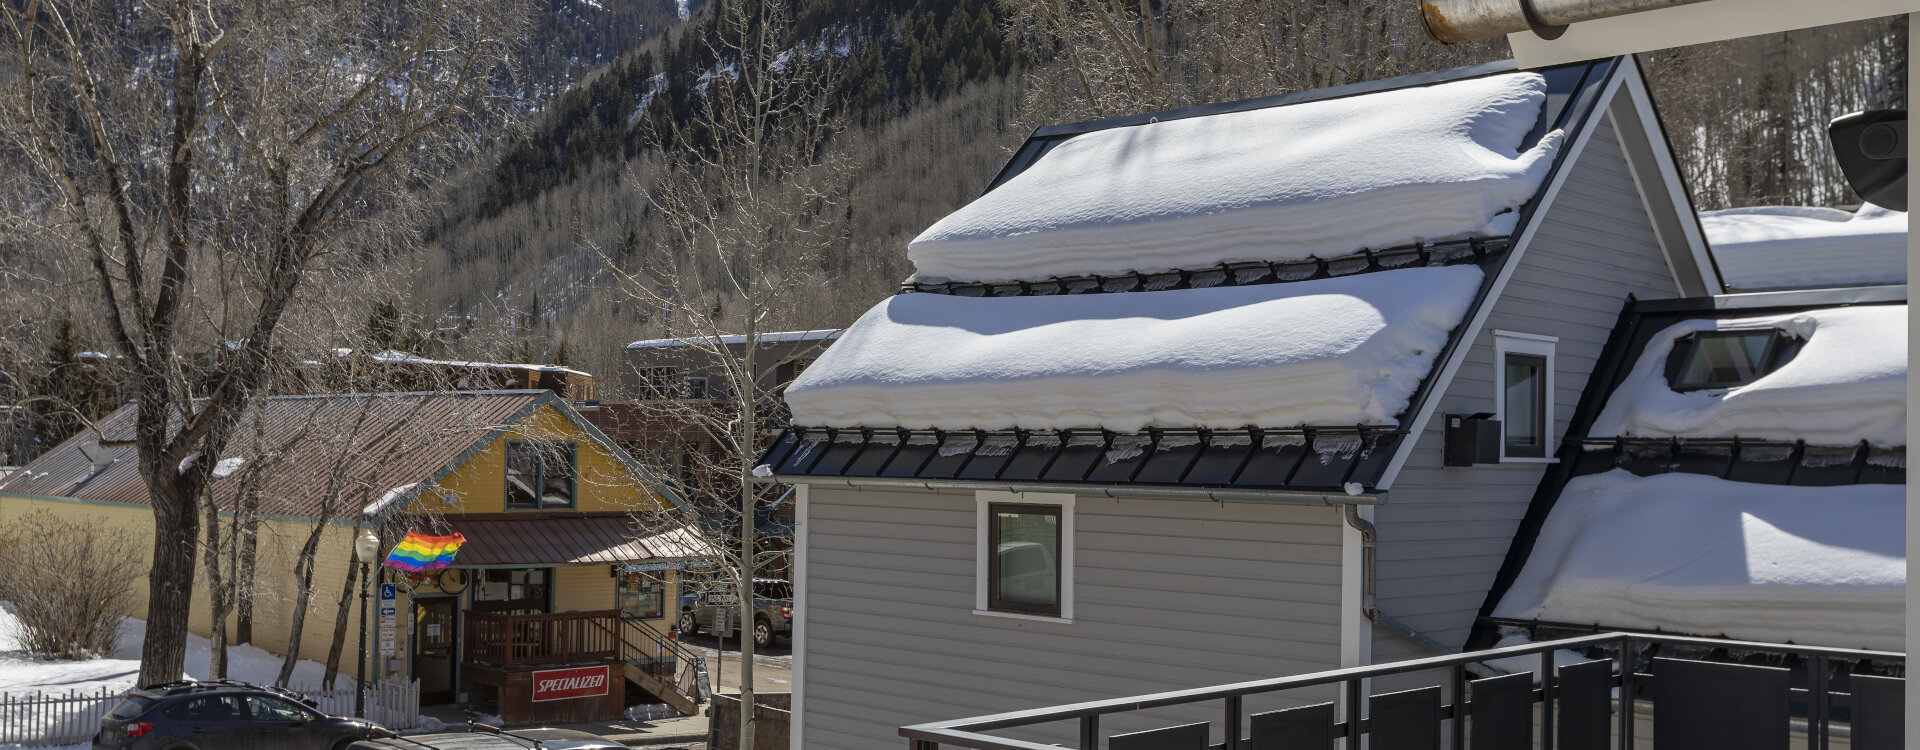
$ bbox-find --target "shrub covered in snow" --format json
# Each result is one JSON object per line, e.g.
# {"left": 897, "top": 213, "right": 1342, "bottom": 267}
{"left": 0, "top": 512, "right": 144, "bottom": 660}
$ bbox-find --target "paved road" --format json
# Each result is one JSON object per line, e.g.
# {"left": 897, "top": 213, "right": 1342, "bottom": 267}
{"left": 676, "top": 631, "right": 792, "bottom": 694}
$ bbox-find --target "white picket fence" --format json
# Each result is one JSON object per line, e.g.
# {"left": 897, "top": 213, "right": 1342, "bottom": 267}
{"left": 0, "top": 679, "right": 421, "bottom": 747}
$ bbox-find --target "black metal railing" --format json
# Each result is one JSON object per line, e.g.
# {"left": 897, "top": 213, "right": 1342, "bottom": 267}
{"left": 900, "top": 632, "right": 1905, "bottom": 750}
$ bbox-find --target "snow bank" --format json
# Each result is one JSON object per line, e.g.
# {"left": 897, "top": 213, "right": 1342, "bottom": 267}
{"left": 1702, "top": 204, "right": 1907, "bottom": 291}
{"left": 0, "top": 606, "right": 337, "bottom": 697}
{"left": 907, "top": 73, "right": 1561, "bottom": 283}
{"left": 1589, "top": 305, "right": 1907, "bottom": 446}
{"left": 1491, "top": 470, "right": 1905, "bottom": 651}
{"left": 785, "top": 265, "right": 1483, "bottom": 431}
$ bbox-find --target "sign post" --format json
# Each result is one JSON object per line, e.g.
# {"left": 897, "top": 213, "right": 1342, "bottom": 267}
{"left": 378, "top": 584, "right": 398, "bottom": 659}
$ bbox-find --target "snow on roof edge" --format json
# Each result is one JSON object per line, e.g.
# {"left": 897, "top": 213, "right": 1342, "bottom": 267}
{"left": 626, "top": 329, "right": 842, "bottom": 350}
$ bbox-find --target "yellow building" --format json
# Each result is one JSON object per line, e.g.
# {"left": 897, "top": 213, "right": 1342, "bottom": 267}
{"left": 0, "top": 390, "right": 705, "bottom": 723}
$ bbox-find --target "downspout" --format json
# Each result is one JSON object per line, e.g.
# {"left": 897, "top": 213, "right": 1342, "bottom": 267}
{"left": 1342, "top": 505, "right": 1503, "bottom": 676}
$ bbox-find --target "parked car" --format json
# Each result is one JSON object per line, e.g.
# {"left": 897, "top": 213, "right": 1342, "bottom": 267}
{"left": 678, "top": 578, "right": 793, "bottom": 649}
{"left": 93, "top": 680, "right": 387, "bottom": 750}
{"left": 347, "top": 726, "right": 625, "bottom": 749}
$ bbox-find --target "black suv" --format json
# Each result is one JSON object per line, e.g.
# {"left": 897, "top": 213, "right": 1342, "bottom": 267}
{"left": 93, "top": 680, "right": 388, "bottom": 750}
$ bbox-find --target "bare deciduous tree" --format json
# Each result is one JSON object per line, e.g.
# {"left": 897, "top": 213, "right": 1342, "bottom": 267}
{"left": 607, "top": 0, "right": 849, "bottom": 743}
{"left": 0, "top": 0, "right": 529, "bottom": 684}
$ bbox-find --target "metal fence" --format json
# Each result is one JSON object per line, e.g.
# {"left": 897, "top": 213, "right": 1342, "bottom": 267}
{"left": 901, "top": 632, "right": 1906, "bottom": 750}
{"left": 0, "top": 679, "right": 422, "bottom": 747}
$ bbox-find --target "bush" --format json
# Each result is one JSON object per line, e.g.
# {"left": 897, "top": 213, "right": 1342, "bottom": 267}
{"left": 0, "top": 511, "right": 145, "bottom": 660}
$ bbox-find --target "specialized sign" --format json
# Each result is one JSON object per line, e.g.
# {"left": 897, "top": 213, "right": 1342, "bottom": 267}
{"left": 530, "top": 665, "right": 611, "bottom": 702}
{"left": 378, "top": 584, "right": 398, "bottom": 656}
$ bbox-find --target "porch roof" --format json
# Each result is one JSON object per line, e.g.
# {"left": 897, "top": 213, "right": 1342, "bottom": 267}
{"left": 437, "top": 512, "right": 708, "bottom": 566}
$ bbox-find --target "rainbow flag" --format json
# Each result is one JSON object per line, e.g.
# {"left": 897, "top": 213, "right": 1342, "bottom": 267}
{"left": 383, "top": 532, "right": 467, "bottom": 573}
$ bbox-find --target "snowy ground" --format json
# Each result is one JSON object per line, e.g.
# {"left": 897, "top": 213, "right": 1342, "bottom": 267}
{"left": 0, "top": 604, "right": 350, "bottom": 749}
{"left": 0, "top": 604, "right": 338, "bottom": 698}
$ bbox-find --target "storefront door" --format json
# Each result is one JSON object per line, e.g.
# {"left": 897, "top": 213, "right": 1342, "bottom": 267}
{"left": 413, "top": 597, "right": 459, "bottom": 705}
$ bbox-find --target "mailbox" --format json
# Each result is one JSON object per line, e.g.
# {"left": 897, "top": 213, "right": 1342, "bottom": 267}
{"left": 1444, "top": 413, "right": 1501, "bottom": 467}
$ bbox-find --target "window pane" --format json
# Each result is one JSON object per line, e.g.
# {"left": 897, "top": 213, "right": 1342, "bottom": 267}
{"left": 244, "top": 696, "right": 312, "bottom": 722}
{"left": 541, "top": 444, "right": 575, "bottom": 507}
{"left": 506, "top": 442, "right": 539, "bottom": 507}
{"left": 1676, "top": 332, "right": 1773, "bottom": 388}
{"left": 1504, "top": 353, "right": 1545, "bottom": 457}
{"left": 993, "top": 507, "right": 1059, "bottom": 610}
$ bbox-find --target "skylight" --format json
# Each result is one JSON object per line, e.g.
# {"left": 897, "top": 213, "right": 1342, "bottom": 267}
{"left": 1665, "top": 330, "right": 1802, "bottom": 391}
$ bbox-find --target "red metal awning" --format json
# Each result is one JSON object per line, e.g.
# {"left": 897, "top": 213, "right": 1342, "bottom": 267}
{"left": 436, "top": 513, "right": 708, "bottom": 566}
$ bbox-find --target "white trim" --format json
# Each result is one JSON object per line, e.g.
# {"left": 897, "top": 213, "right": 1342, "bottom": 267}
{"left": 1377, "top": 64, "right": 1625, "bottom": 490}
{"left": 1491, "top": 330, "right": 1559, "bottom": 344}
{"left": 1614, "top": 65, "right": 1724, "bottom": 295}
{"left": 1493, "top": 334, "right": 1558, "bottom": 463}
{"left": 1339, "top": 506, "right": 1367, "bottom": 668}
{"left": 789, "top": 483, "right": 808, "bottom": 750}
{"left": 975, "top": 490, "right": 1075, "bottom": 622}
{"left": 971, "top": 609, "right": 1076, "bottom": 624}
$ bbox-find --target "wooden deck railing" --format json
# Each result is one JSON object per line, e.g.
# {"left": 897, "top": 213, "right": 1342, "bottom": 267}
{"left": 464, "top": 609, "right": 622, "bottom": 668}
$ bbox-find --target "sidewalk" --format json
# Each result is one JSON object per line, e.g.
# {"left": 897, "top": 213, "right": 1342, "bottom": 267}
{"left": 557, "top": 711, "right": 709, "bottom": 747}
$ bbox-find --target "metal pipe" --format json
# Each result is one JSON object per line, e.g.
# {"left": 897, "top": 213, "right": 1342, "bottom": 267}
{"left": 772, "top": 474, "right": 1383, "bottom": 506}
{"left": 1419, "top": 0, "right": 1715, "bottom": 44}
{"left": 1341, "top": 506, "right": 1501, "bottom": 676}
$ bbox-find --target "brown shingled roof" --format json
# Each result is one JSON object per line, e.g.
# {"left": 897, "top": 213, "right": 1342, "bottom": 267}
{"left": 426, "top": 513, "right": 708, "bottom": 565}
{"left": 0, "top": 391, "right": 550, "bottom": 520}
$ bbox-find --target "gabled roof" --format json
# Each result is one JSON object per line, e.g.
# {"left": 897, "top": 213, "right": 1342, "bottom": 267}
{"left": 0, "top": 390, "right": 672, "bottom": 523}
{"left": 1472, "top": 285, "right": 1908, "bottom": 649}
{"left": 766, "top": 56, "right": 1705, "bottom": 499}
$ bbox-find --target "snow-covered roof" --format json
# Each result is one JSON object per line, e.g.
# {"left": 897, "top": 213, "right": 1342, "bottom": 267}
{"left": 907, "top": 73, "right": 1562, "bottom": 283}
{"left": 625, "top": 329, "right": 841, "bottom": 350}
{"left": 1702, "top": 205, "right": 1906, "bottom": 292}
{"left": 367, "top": 350, "right": 593, "bottom": 378}
{"left": 1490, "top": 470, "right": 1903, "bottom": 651}
{"left": 784, "top": 265, "right": 1483, "bottom": 432}
{"left": 1589, "top": 305, "right": 1907, "bottom": 446}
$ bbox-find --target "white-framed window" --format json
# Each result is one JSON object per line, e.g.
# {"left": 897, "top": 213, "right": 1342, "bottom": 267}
{"left": 1493, "top": 331, "right": 1557, "bottom": 462}
{"left": 975, "top": 491, "right": 1074, "bottom": 622}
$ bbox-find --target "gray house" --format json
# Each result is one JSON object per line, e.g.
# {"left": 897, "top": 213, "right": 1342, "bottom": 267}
{"left": 760, "top": 56, "right": 1720, "bottom": 749}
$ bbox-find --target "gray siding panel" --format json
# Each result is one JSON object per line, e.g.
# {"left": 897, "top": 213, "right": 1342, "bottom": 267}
{"left": 1373, "top": 113, "right": 1684, "bottom": 657}
{"left": 802, "top": 487, "right": 1346, "bottom": 750}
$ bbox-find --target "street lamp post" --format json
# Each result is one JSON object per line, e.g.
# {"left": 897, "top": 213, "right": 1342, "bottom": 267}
{"left": 353, "top": 529, "right": 381, "bottom": 719}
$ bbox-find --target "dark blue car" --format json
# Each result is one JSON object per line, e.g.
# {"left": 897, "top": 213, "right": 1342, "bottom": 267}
{"left": 92, "top": 680, "right": 387, "bottom": 750}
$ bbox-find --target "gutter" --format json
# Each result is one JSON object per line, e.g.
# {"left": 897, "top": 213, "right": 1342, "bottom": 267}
{"left": 768, "top": 474, "right": 1383, "bottom": 506}
{"left": 1342, "top": 505, "right": 1502, "bottom": 677}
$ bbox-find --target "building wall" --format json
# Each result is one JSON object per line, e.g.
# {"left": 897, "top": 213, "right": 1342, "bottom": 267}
{"left": 432, "top": 404, "right": 665, "bottom": 515}
{"left": 0, "top": 496, "right": 376, "bottom": 683}
{"left": 800, "top": 485, "right": 1346, "bottom": 750}
{"left": 0, "top": 401, "right": 675, "bottom": 686}
{"left": 1371, "top": 112, "right": 1685, "bottom": 663}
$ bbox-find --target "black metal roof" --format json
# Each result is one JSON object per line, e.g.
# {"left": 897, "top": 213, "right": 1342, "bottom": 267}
{"left": 760, "top": 426, "right": 1402, "bottom": 495}
{"left": 1469, "top": 284, "right": 1909, "bottom": 649}
{"left": 764, "top": 57, "right": 1627, "bottom": 494}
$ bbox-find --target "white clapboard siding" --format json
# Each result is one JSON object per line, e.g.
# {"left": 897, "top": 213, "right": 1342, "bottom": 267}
{"left": 801, "top": 487, "right": 1347, "bottom": 750}
{"left": 1372, "top": 111, "right": 1687, "bottom": 668}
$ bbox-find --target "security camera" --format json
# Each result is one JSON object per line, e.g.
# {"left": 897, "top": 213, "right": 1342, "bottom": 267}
{"left": 1828, "top": 110, "right": 1907, "bottom": 211}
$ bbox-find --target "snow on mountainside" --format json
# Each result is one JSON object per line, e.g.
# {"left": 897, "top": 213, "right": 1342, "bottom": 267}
{"left": 785, "top": 265, "right": 1484, "bottom": 431}
{"left": 1701, "top": 204, "right": 1906, "bottom": 291}
{"left": 1492, "top": 470, "right": 1905, "bottom": 651}
{"left": 1589, "top": 305, "right": 1907, "bottom": 446}
{"left": 906, "top": 72, "right": 1562, "bottom": 283}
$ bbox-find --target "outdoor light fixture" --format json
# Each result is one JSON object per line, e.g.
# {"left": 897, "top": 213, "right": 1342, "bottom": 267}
{"left": 353, "top": 529, "right": 380, "bottom": 719}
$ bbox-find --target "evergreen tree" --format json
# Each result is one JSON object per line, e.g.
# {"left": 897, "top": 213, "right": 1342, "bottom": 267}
{"left": 26, "top": 316, "right": 117, "bottom": 455}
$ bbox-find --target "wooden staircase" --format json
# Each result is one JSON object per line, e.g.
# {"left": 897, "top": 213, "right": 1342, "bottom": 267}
{"left": 616, "top": 619, "right": 705, "bottom": 715}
